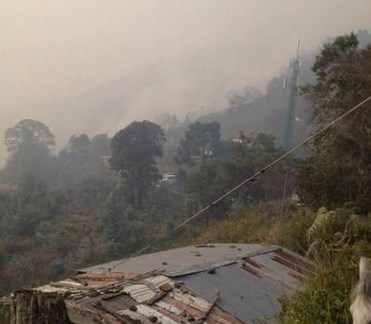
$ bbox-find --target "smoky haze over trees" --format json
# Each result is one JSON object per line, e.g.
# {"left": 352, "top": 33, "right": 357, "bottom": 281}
{"left": 0, "top": 3, "right": 371, "bottom": 321}
{"left": 0, "top": 31, "right": 370, "bottom": 295}
{"left": 1, "top": 1, "right": 371, "bottom": 162}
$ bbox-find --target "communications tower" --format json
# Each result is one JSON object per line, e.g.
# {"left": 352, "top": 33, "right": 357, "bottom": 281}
{"left": 279, "top": 41, "right": 301, "bottom": 241}
{"left": 284, "top": 40, "right": 301, "bottom": 150}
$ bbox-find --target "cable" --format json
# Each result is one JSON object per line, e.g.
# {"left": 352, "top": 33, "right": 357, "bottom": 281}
{"left": 110, "top": 96, "right": 371, "bottom": 270}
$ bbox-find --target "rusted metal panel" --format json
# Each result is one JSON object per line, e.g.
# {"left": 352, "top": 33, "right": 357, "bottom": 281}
{"left": 151, "top": 303, "right": 184, "bottom": 322}
{"left": 155, "top": 295, "right": 239, "bottom": 324}
{"left": 27, "top": 244, "right": 312, "bottom": 323}
{"left": 272, "top": 248, "right": 315, "bottom": 274}
{"left": 242, "top": 256, "right": 264, "bottom": 269}
{"left": 117, "top": 309, "right": 153, "bottom": 323}
{"left": 35, "top": 284, "right": 73, "bottom": 294}
{"left": 241, "top": 262, "right": 262, "bottom": 278}
{"left": 123, "top": 284, "right": 157, "bottom": 303}
{"left": 142, "top": 275, "right": 174, "bottom": 290}
{"left": 240, "top": 247, "right": 314, "bottom": 291}
{"left": 66, "top": 301, "right": 106, "bottom": 324}
{"left": 161, "top": 295, "right": 204, "bottom": 319}
{"left": 154, "top": 300, "right": 183, "bottom": 316}
{"left": 74, "top": 271, "right": 135, "bottom": 289}
{"left": 74, "top": 291, "right": 137, "bottom": 314}
{"left": 170, "top": 289, "right": 211, "bottom": 312}
{"left": 36, "top": 279, "right": 85, "bottom": 294}
{"left": 135, "top": 304, "right": 178, "bottom": 324}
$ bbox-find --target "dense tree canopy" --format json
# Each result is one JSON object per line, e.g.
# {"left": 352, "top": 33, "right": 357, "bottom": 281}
{"left": 1, "top": 32, "right": 370, "bottom": 317}
{"left": 2, "top": 120, "right": 56, "bottom": 183}
{"left": 110, "top": 120, "right": 165, "bottom": 208}
{"left": 298, "top": 33, "right": 371, "bottom": 212}
{"left": 4, "top": 119, "right": 55, "bottom": 153}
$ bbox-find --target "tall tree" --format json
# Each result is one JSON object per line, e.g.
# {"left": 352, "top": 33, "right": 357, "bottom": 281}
{"left": 3, "top": 119, "right": 55, "bottom": 183}
{"left": 110, "top": 121, "right": 165, "bottom": 209}
{"left": 4, "top": 119, "right": 55, "bottom": 154}
{"left": 298, "top": 33, "right": 371, "bottom": 211}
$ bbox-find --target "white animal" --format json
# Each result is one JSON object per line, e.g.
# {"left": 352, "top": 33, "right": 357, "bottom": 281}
{"left": 350, "top": 257, "right": 371, "bottom": 324}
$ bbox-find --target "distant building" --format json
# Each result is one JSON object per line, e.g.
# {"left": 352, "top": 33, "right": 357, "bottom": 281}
{"left": 161, "top": 172, "right": 176, "bottom": 184}
{"left": 0, "top": 182, "right": 16, "bottom": 196}
{"left": 0, "top": 182, "right": 16, "bottom": 192}
{"left": 98, "top": 155, "right": 112, "bottom": 169}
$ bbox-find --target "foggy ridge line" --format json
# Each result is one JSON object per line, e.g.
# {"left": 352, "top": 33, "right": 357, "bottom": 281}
{"left": 109, "top": 95, "right": 371, "bottom": 271}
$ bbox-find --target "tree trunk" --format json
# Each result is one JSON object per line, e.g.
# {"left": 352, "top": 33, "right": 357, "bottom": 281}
{"left": 10, "top": 290, "right": 72, "bottom": 324}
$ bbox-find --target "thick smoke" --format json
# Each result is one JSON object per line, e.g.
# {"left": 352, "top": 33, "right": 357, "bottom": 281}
{"left": 1, "top": 0, "right": 371, "bottom": 162}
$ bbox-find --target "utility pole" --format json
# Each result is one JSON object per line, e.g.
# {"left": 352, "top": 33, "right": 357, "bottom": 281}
{"left": 279, "top": 40, "right": 301, "bottom": 242}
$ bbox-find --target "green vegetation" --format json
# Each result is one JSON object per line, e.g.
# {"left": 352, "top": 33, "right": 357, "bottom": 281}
{"left": 0, "top": 32, "right": 370, "bottom": 324}
{"left": 278, "top": 207, "right": 371, "bottom": 324}
{"left": 277, "top": 33, "right": 371, "bottom": 323}
{"left": 187, "top": 202, "right": 313, "bottom": 254}
{"left": 110, "top": 121, "right": 165, "bottom": 209}
{"left": 183, "top": 32, "right": 371, "bottom": 323}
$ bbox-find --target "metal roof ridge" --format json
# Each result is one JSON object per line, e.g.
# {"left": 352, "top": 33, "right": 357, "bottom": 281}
{"left": 77, "top": 243, "right": 266, "bottom": 274}
{"left": 166, "top": 260, "right": 237, "bottom": 277}
{"left": 166, "top": 245, "right": 281, "bottom": 277}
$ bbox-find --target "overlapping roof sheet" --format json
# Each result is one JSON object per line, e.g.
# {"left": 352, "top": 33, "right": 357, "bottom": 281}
{"left": 32, "top": 243, "right": 313, "bottom": 323}
{"left": 35, "top": 273, "right": 243, "bottom": 323}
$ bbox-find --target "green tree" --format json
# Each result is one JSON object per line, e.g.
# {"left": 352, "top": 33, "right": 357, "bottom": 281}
{"left": 110, "top": 121, "right": 165, "bottom": 209}
{"left": 61, "top": 134, "right": 91, "bottom": 165}
{"left": 5, "top": 119, "right": 55, "bottom": 154}
{"left": 186, "top": 133, "right": 290, "bottom": 218}
{"left": 91, "top": 134, "right": 111, "bottom": 157}
{"left": 175, "top": 121, "right": 221, "bottom": 166}
{"left": 3, "top": 119, "right": 55, "bottom": 183}
{"left": 298, "top": 33, "right": 371, "bottom": 212}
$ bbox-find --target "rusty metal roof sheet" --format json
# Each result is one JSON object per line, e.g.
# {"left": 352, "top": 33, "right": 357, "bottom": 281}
{"left": 59, "top": 274, "right": 243, "bottom": 323}
{"left": 29, "top": 244, "right": 312, "bottom": 323}
{"left": 123, "top": 284, "right": 157, "bottom": 303}
{"left": 141, "top": 275, "right": 174, "bottom": 290}
{"left": 74, "top": 291, "right": 137, "bottom": 314}
{"left": 170, "top": 289, "right": 211, "bottom": 313}
{"left": 132, "top": 304, "right": 178, "bottom": 324}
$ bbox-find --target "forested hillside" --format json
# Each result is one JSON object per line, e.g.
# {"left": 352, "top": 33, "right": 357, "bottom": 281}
{"left": 1, "top": 32, "right": 371, "bottom": 324}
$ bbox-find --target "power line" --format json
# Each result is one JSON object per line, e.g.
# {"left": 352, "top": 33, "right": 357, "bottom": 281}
{"left": 110, "top": 96, "right": 371, "bottom": 270}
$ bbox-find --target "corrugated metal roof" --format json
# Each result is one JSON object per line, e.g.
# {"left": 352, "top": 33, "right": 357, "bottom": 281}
{"left": 27, "top": 244, "right": 312, "bottom": 323}
{"left": 116, "top": 309, "right": 152, "bottom": 323}
{"left": 154, "top": 300, "right": 183, "bottom": 316}
{"left": 142, "top": 275, "right": 174, "bottom": 290}
{"left": 74, "top": 291, "right": 137, "bottom": 314}
{"left": 123, "top": 284, "right": 157, "bottom": 303}
{"left": 59, "top": 277, "right": 240, "bottom": 323}
{"left": 135, "top": 304, "right": 178, "bottom": 324}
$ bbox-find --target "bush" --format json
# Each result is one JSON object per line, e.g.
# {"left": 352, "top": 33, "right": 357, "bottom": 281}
{"left": 279, "top": 207, "right": 371, "bottom": 323}
{"left": 279, "top": 252, "right": 356, "bottom": 323}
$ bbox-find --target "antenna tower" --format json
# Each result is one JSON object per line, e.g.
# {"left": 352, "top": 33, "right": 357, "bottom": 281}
{"left": 284, "top": 40, "right": 301, "bottom": 150}
{"left": 279, "top": 40, "right": 301, "bottom": 242}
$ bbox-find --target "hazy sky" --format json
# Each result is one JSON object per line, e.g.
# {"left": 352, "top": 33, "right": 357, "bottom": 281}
{"left": 1, "top": 0, "right": 371, "bottom": 159}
